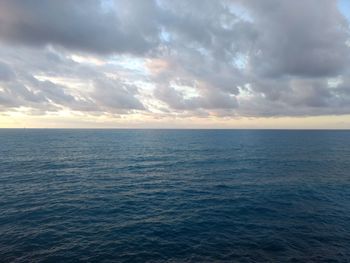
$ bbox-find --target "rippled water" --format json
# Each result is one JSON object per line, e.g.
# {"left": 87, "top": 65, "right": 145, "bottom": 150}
{"left": 1, "top": 129, "right": 350, "bottom": 262}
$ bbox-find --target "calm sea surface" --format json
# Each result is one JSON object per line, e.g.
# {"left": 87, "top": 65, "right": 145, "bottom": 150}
{"left": 1, "top": 129, "right": 350, "bottom": 262}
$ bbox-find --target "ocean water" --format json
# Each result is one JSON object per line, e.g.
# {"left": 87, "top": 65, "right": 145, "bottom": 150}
{"left": 1, "top": 129, "right": 350, "bottom": 262}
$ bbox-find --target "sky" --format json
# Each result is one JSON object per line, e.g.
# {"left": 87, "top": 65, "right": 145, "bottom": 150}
{"left": 0, "top": 0, "right": 349, "bottom": 129}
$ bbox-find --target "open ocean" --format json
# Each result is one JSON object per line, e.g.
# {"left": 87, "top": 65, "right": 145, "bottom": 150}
{"left": 1, "top": 129, "right": 350, "bottom": 262}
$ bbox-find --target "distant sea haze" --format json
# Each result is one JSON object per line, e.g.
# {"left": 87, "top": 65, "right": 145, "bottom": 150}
{"left": 1, "top": 129, "right": 350, "bottom": 262}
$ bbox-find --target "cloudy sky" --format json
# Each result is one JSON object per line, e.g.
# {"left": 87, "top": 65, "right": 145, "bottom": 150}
{"left": 0, "top": 0, "right": 349, "bottom": 128}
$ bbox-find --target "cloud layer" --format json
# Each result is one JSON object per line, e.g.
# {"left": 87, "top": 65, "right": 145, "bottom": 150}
{"left": 0, "top": 0, "right": 349, "bottom": 119}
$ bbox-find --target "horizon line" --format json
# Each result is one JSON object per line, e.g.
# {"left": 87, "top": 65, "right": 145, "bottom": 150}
{"left": 1, "top": 128, "right": 350, "bottom": 131}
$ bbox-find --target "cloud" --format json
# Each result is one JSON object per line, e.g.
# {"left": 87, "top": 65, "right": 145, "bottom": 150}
{"left": 0, "top": 0, "right": 349, "bottom": 119}
{"left": 242, "top": 0, "right": 350, "bottom": 78}
{"left": 0, "top": 72, "right": 87, "bottom": 112}
{"left": 0, "top": 61, "right": 15, "bottom": 82}
{"left": 91, "top": 78, "right": 145, "bottom": 111}
{"left": 0, "top": 54, "right": 145, "bottom": 113}
{"left": 0, "top": 0, "right": 160, "bottom": 55}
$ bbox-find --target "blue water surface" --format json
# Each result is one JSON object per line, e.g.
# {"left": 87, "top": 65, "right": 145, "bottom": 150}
{"left": 1, "top": 129, "right": 350, "bottom": 262}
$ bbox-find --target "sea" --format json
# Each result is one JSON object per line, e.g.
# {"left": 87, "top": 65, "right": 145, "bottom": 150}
{"left": 1, "top": 129, "right": 350, "bottom": 262}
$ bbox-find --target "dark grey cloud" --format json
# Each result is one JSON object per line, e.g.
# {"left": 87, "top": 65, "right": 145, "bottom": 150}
{"left": 0, "top": 0, "right": 349, "bottom": 118}
{"left": 92, "top": 78, "right": 145, "bottom": 111}
{"left": 242, "top": 0, "right": 350, "bottom": 78}
{"left": 0, "top": 0, "right": 160, "bottom": 54}
{"left": 0, "top": 61, "right": 15, "bottom": 82}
